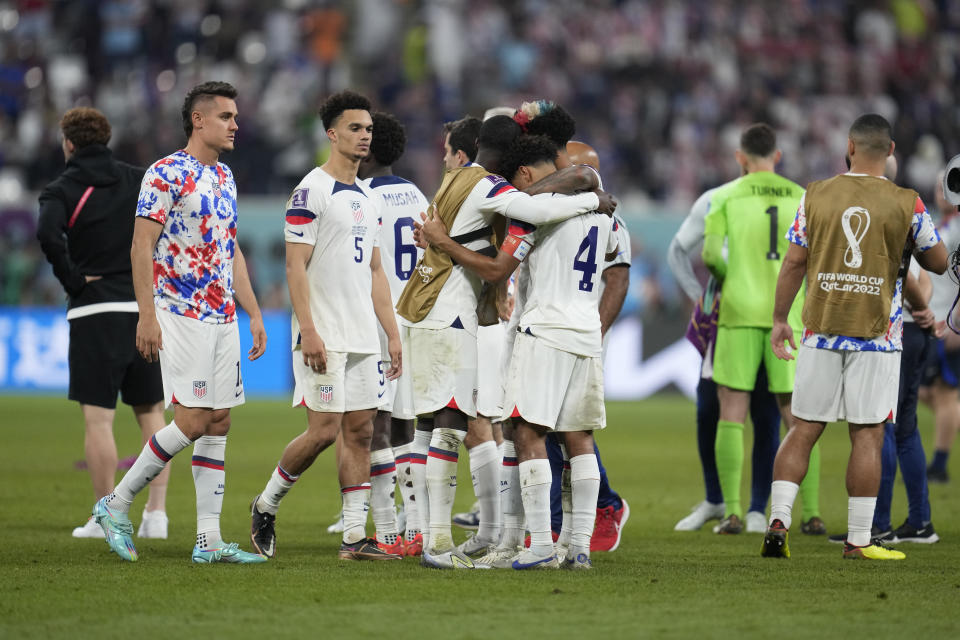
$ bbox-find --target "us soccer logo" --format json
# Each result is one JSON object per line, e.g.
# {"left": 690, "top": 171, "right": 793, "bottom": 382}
{"left": 319, "top": 385, "right": 334, "bottom": 403}
{"left": 193, "top": 380, "right": 207, "bottom": 399}
{"left": 351, "top": 200, "right": 364, "bottom": 223}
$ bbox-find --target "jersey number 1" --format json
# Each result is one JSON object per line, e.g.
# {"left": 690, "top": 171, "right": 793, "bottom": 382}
{"left": 765, "top": 206, "right": 780, "bottom": 260}
{"left": 573, "top": 226, "right": 599, "bottom": 292}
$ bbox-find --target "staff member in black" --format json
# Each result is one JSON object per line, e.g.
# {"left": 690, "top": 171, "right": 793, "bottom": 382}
{"left": 37, "top": 107, "right": 171, "bottom": 539}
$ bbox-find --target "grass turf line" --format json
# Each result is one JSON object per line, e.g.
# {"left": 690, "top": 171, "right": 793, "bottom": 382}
{"left": 0, "top": 395, "right": 958, "bottom": 639}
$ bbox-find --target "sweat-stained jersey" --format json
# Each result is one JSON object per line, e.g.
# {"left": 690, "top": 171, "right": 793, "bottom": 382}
{"left": 503, "top": 205, "right": 618, "bottom": 357}
{"left": 405, "top": 167, "right": 600, "bottom": 332}
{"left": 285, "top": 168, "right": 382, "bottom": 355}
{"left": 136, "top": 150, "right": 238, "bottom": 324}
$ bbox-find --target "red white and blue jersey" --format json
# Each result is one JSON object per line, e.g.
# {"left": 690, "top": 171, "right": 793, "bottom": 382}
{"left": 788, "top": 182, "right": 941, "bottom": 351}
{"left": 285, "top": 168, "right": 382, "bottom": 355}
{"left": 504, "top": 204, "right": 618, "bottom": 357}
{"left": 136, "top": 150, "right": 238, "bottom": 324}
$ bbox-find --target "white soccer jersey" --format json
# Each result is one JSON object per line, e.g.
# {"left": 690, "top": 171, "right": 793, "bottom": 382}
{"left": 284, "top": 167, "right": 382, "bottom": 354}
{"left": 405, "top": 169, "right": 600, "bottom": 332}
{"left": 362, "top": 175, "right": 428, "bottom": 302}
{"left": 507, "top": 207, "right": 618, "bottom": 357}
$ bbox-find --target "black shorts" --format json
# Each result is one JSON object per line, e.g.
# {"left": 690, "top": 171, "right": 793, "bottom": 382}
{"left": 68, "top": 312, "right": 163, "bottom": 409}
{"left": 921, "top": 338, "right": 960, "bottom": 388}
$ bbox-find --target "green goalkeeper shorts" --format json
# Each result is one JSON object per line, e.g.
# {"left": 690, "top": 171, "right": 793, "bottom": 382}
{"left": 712, "top": 326, "right": 798, "bottom": 393}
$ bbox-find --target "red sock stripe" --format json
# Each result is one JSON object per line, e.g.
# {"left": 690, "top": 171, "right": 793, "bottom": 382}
{"left": 395, "top": 454, "right": 412, "bottom": 464}
{"left": 409, "top": 453, "right": 427, "bottom": 465}
{"left": 191, "top": 455, "right": 224, "bottom": 470}
{"left": 370, "top": 462, "right": 397, "bottom": 476}
{"left": 277, "top": 465, "right": 299, "bottom": 483}
{"left": 148, "top": 436, "right": 172, "bottom": 462}
{"left": 428, "top": 447, "right": 458, "bottom": 462}
{"left": 502, "top": 456, "right": 519, "bottom": 466}
{"left": 342, "top": 483, "right": 371, "bottom": 494}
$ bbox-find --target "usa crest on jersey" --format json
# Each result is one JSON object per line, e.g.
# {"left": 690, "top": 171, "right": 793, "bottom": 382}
{"left": 193, "top": 380, "right": 208, "bottom": 399}
{"left": 351, "top": 200, "right": 364, "bottom": 223}
{"left": 319, "top": 385, "right": 334, "bottom": 403}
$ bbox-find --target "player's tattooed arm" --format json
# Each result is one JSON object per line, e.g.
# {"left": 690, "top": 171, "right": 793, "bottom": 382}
{"left": 523, "top": 165, "right": 599, "bottom": 196}
{"left": 286, "top": 241, "right": 327, "bottom": 374}
{"left": 131, "top": 217, "right": 164, "bottom": 362}
{"left": 234, "top": 245, "right": 267, "bottom": 360}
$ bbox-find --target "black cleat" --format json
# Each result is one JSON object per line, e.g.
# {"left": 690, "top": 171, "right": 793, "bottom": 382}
{"left": 800, "top": 516, "right": 827, "bottom": 535}
{"left": 250, "top": 495, "right": 277, "bottom": 558}
{"left": 339, "top": 538, "right": 402, "bottom": 560}
{"left": 891, "top": 520, "right": 940, "bottom": 544}
{"left": 761, "top": 519, "right": 790, "bottom": 558}
{"left": 827, "top": 525, "right": 892, "bottom": 545}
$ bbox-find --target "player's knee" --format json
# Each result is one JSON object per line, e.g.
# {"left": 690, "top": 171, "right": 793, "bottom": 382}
{"left": 433, "top": 407, "right": 467, "bottom": 432}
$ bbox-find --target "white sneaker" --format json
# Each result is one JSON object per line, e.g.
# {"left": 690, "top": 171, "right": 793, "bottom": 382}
{"left": 476, "top": 545, "right": 522, "bottom": 569}
{"left": 745, "top": 511, "right": 767, "bottom": 533}
{"left": 511, "top": 548, "right": 559, "bottom": 570}
{"left": 72, "top": 516, "right": 105, "bottom": 538}
{"left": 674, "top": 501, "right": 725, "bottom": 531}
{"left": 137, "top": 509, "right": 169, "bottom": 539}
{"left": 326, "top": 512, "right": 344, "bottom": 534}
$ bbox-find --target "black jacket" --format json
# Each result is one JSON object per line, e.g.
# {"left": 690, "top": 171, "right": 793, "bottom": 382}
{"left": 37, "top": 144, "right": 146, "bottom": 309}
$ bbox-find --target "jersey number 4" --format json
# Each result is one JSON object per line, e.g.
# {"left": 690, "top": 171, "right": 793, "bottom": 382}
{"left": 573, "top": 226, "right": 599, "bottom": 292}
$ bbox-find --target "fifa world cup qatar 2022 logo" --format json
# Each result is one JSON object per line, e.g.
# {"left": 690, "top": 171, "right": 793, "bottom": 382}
{"left": 841, "top": 206, "right": 870, "bottom": 268}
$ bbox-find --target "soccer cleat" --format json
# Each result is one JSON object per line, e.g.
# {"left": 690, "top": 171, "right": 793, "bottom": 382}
{"left": 249, "top": 496, "right": 277, "bottom": 558}
{"left": 339, "top": 538, "right": 402, "bottom": 561}
{"left": 72, "top": 516, "right": 105, "bottom": 539}
{"left": 842, "top": 542, "right": 906, "bottom": 560}
{"left": 426, "top": 532, "right": 455, "bottom": 555}
{"left": 760, "top": 519, "right": 790, "bottom": 558}
{"left": 512, "top": 548, "right": 559, "bottom": 570}
{"left": 800, "top": 516, "right": 827, "bottom": 536}
{"left": 421, "top": 547, "right": 483, "bottom": 569}
{"left": 592, "top": 497, "right": 630, "bottom": 551}
{"left": 92, "top": 497, "right": 138, "bottom": 562}
{"left": 926, "top": 465, "right": 949, "bottom": 484}
{"left": 475, "top": 546, "right": 522, "bottom": 569}
{"left": 713, "top": 514, "right": 743, "bottom": 535}
{"left": 827, "top": 526, "right": 893, "bottom": 545}
{"left": 452, "top": 501, "right": 480, "bottom": 530}
{"left": 326, "top": 511, "right": 344, "bottom": 534}
{"left": 404, "top": 533, "right": 423, "bottom": 557}
{"left": 674, "top": 500, "right": 725, "bottom": 531}
{"left": 137, "top": 509, "right": 168, "bottom": 539}
{"left": 377, "top": 537, "right": 405, "bottom": 556}
{"left": 562, "top": 547, "right": 592, "bottom": 570}
{"left": 192, "top": 542, "right": 267, "bottom": 564}
{"left": 457, "top": 534, "right": 495, "bottom": 558}
{"left": 744, "top": 511, "right": 767, "bottom": 534}
{"left": 891, "top": 520, "right": 940, "bottom": 544}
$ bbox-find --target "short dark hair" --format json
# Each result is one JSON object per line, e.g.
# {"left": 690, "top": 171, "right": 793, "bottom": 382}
{"left": 61, "top": 107, "right": 111, "bottom": 148}
{"left": 477, "top": 115, "right": 522, "bottom": 154}
{"left": 181, "top": 81, "right": 237, "bottom": 138}
{"left": 448, "top": 116, "right": 482, "bottom": 161}
{"left": 369, "top": 111, "right": 406, "bottom": 167}
{"left": 319, "top": 90, "right": 371, "bottom": 131}
{"left": 523, "top": 101, "right": 576, "bottom": 147}
{"left": 499, "top": 135, "right": 558, "bottom": 183}
{"left": 849, "top": 113, "right": 893, "bottom": 158}
{"left": 740, "top": 123, "right": 777, "bottom": 158}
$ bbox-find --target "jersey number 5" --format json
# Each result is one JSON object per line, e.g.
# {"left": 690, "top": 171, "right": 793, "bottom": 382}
{"left": 573, "top": 226, "right": 599, "bottom": 292}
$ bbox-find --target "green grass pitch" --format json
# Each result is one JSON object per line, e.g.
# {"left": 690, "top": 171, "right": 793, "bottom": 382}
{"left": 1, "top": 394, "right": 958, "bottom": 639}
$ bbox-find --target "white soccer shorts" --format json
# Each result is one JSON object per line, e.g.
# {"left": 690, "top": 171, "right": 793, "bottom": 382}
{"left": 156, "top": 309, "right": 244, "bottom": 410}
{"left": 791, "top": 345, "right": 901, "bottom": 424}
{"left": 476, "top": 323, "right": 506, "bottom": 420}
{"left": 292, "top": 350, "right": 380, "bottom": 414}
{"left": 406, "top": 324, "right": 477, "bottom": 418}
{"left": 502, "top": 331, "right": 606, "bottom": 432}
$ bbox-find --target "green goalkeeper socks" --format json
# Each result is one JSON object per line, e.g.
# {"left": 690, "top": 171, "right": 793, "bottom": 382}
{"left": 715, "top": 420, "right": 745, "bottom": 518}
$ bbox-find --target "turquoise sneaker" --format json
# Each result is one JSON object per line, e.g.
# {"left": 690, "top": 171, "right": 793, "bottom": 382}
{"left": 192, "top": 542, "right": 267, "bottom": 564}
{"left": 92, "top": 497, "right": 138, "bottom": 562}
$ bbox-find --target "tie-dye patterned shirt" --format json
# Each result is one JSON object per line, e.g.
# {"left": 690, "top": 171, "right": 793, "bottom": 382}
{"left": 787, "top": 178, "right": 940, "bottom": 351}
{"left": 136, "top": 150, "right": 238, "bottom": 324}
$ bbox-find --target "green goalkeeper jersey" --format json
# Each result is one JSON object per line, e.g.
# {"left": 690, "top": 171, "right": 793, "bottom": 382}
{"left": 702, "top": 171, "right": 804, "bottom": 329}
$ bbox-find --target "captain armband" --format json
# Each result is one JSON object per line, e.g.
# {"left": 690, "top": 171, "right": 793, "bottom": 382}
{"left": 501, "top": 235, "right": 532, "bottom": 261}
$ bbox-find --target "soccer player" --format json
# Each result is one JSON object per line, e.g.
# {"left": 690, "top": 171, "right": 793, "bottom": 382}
{"left": 92, "top": 81, "right": 267, "bottom": 564}
{"left": 701, "top": 124, "right": 823, "bottom": 535}
{"left": 37, "top": 107, "right": 171, "bottom": 540}
{"left": 400, "top": 115, "right": 613, "bottom": 569}
{"left": 249, "top": 91, "right": 402, "bottom": 561}
{"left": 763, "top": 114, "right": 946, "bottom": 561}
{"left": 442, "top": 116, "right": 481, "bottom": 172}
{"left": 667, "top": 179, "right": 782, "bottom": 533}
{"left": 356, "top": 110, "right": 429, "bottom": 556}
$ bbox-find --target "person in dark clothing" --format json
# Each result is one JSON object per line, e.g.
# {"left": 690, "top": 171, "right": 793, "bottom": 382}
{"left": 37, "top": 107, "right": 170, "bottom": 540}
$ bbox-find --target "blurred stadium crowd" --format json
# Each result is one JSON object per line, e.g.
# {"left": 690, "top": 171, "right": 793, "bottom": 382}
{"left": 1, "top": 0, "right": 959, "bottom": 313}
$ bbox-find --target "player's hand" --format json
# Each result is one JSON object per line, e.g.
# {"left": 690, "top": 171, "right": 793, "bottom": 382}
{"left": 595, "top": 189, "right": 618, "bottom": 216}
{"left": 770, "top": 321, "right": 796, "bottom": 361}
{"left": 417, "top": 208, "right": 449, "bottom": 247}
{"left": 301, "top": 329, "right": 327, "bottom": 374}
{"left": 912, "top": 307, "right": 936, "bottom": 330}
{"left": 385, "top": 334, "right": 402, "bottom": 381}
{"left": 934, "top": 319, "right": 948, "bottom": 339}
{"left": 136, "top": 313, "right": 163, "bottom": 363}
{"left": 499, "top": 292, "right": 515, "bottom": 322}
{"left": 84, "top": 275, "right": 102, "bottom": 283}
{"left": 248, "top": 314, "right": 267, "bottom": 360}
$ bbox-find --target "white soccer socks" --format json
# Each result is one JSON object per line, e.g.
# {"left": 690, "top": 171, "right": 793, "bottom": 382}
{"left": 108, "top": 421, "right": 191, "bottom": 513}
{"left": 258, "top": 463, "right": 300, "bottom": 515}
{"left": 370, "top": 447, "right": 399, "bottom": 544}
{"left": 570, "top": 454, "right": 601, "bottom": 553}
{"left": 499, "top": 440, "right": 524, "bottom": 549}
{"left": 519, "top": 458, "right": 553, "bottom": 556}
{"left": 394, "top": 443, "right": 420, "bottom": 542}
{"left": 341, "top": 483, "right": 372, "bottom": 544}
{"left": 769, "top": 480, "right": 800, "bottom": 530}
{"left": 468, "top": 440, "right": 501, "bottom": 546}
{"left": 556, "top": 450, "right": 573, "bottom": 550}
{"left": 847, "top": 497, "right": 878, "bottom": 547}
{"left": 192, "top": 435, "right": 226, "bottom": 550}
{"left": 426, "top": 427, "right": 464, "bottom": 552}
{"left": 410, "top": 429, "right": 431, "bottom": 548}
